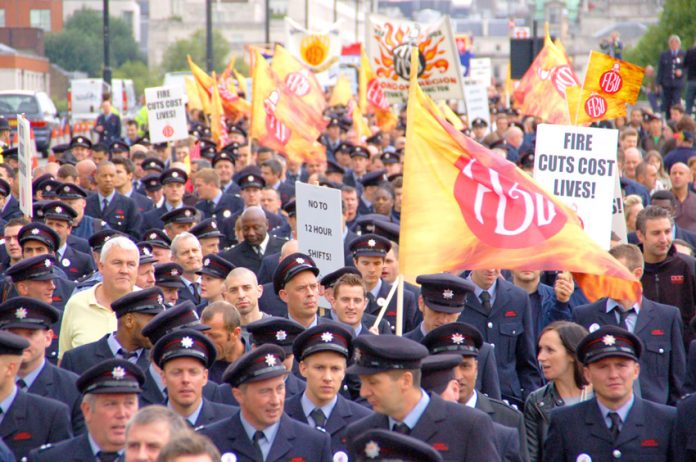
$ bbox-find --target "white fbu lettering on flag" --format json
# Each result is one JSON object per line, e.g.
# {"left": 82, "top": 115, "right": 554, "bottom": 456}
{"left": 366, "top": 14, "right": 463, "bottom": 103}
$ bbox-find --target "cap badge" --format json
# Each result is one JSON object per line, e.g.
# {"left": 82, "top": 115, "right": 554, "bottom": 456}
{"left": 204, "top": 258, "right": 211, "bottom": 266}
{"left": 142, "top": 247, "right": 151, "bottom": 256}
{"left": 275, "top": 330, "right": 287, "bottom": 341}
{"left": 31, "top": 228, "right": 40, "bottom": 235}
{"left": 354, "top": 348, "right": 362, "bottom": 362}
{"left": 321, "top": 332, "right": 334, "bottom": 343}
{"left": 451, "top": 333, "right": 465, "bottom": 345}
{"left": 365, "top": 441, "right": 380, "bottom": 459}
{"left": 45, "top": 185, "right": 51, "bottom": 191}
{"left": 44, "top": 259, "right": 51, "bottom": 267}
{"left": 181, "top": 336, "right": 194, "bottom": 348}
{"left": 295, "top": 257, "right": 305, "bottom": 264}
{"left": 367, "top": 239, "right": 376, "bottom": 247}
{"left": 171, "top": 171, "right": 179, "bottom": 178}
{"left": 149, "top": 233, "right": 157, "bottom": 240}
{"left": 170, "top": 269, "right": 179, "bottom": 276}
{"left": 15, "top": 308, "right": 28, "bottom": 319}
{"left": 602, "top": 335, "right": 616, "bottom": 346}
{"left": 55, "top": 206, "right": 62, "bottom": 213}
{"left": 112, "top": 366, "right": 126, "bottom": 380}
{"left": 184, "top": 209, "right": 192, "bottom": 217}
{"left": 443, "top": 289, "right": 454, "bottom": 300}
{"left": 211, "top": 221, "right": 217, "bottom": 229}
{"left": 265, "top": 354, "right": 278, "bottom": 367}
{"left": 247, "top": 175, "right": 254, "bottom": 182}
{"left": 157, "top": 294, "right": 164, "bottom": 305}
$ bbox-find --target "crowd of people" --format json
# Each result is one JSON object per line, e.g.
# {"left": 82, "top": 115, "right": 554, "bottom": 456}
{"left": 0, "top": 33, "right": 696, "bottom": 462}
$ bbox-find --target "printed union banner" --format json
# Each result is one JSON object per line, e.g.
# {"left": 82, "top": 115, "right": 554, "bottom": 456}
{"left": 367, "top": 14, "right": 463, "bottom": 103}
{"left": 285, "top": 17, "right": 342, "bottom": 74}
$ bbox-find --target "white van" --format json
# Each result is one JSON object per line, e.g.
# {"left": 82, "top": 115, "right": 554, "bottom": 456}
{"left": 69, "top": 78, "right": 137, "bottom": 121}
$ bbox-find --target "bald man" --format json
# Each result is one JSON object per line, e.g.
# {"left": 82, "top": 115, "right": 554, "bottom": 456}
{"left": 671, "top": 162, "right": 696, "bottom": 232}
{"left": 219, "top": 206, "right": 286, "bottom": 273}
{"left": 623, "top": 147, "right": 643, "bottom": 180}
{"left": 75, "top": 159, "right": 97, "bottom": 192}
{"left": 504, "top": 126, "right": 526, "bottom": 163}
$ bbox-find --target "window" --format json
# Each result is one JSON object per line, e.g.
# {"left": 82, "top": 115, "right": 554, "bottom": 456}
{"left": 0, "top": 9, "right": 5, "bottom": 27}
{"left": 30, "top": 9, "right": 51, "bottom": 32}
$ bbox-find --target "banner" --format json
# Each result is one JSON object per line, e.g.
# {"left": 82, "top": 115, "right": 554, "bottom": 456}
{"left": 400, "top": 49, "right": 640, "bottom": 302}
{"left": 513, "top": 33, "right": 580, "bottom": 124}
{"left": 285, "top": 17, "right": 342, "bottom": 87}
{"left": 144, "top": 86, "right": 188, "bottom": 144}
{"left": 463, "top": 82, "right": 491, "bottom": 134}
{"left": 366, "top": 14, "right": 463, "bottom": 103}
{"left": 17, "top": 115, "right": 32, "bottom": 217}
{"left": 533, "top": 124, "right": 618, "bottom": 249}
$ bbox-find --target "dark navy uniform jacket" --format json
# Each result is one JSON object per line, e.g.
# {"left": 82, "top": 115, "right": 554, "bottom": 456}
{"left": 201, "top": 412, "right": 332, "bottom": 462}
{"left": 195, "top": 193, "right": 243, "bottom": 222}
{"left": 71, "top": 215, "right": 108, "bottom": 241}
{"left": 475, "top": 392, "right": 528, "bottom": 461}
{"left": 59, "top": 334, "right": 150, "bottom": 376}
{"left": 494, "top": 422, "right": 523, "bottom": 462}
{"left": 345, "top": 392, "right": 500, "bottom": 462}
{"left": 543, "top": 397, "right": 676, "bottom": 462}
{"left": 139, "top": 204, "right": 169, "bottom": 236}
{"left": 219, "top": 236, "right": 286, "bottom": 274}
{"left": 84, "top": 192, "right": 142, "bottom": 239}
{"left": 27, "top": 432, "right": 96, "bottom": 462}
{"left": 573, "top": 297, "right": 685, "bottom": 405}
{"left": 126, "top": 190, "right": 153, "bottom": 214}
{"left": 191, "top": 399, "right": 239, "bottom": 429}
{"left": 365, "top": 279, "right": 420, "bottom": 335}
{"left": 219, "top": 210, "right": 286, "bottom": 249}
{"left": 1, "top": 196, "right": 21, "bottom": 221}
{"left": 258, "top": 282, "right": 287, "bottom": 317}
{"left": 65, "top": 236, "right": 90, "bottom": 255}
{"left": 25, "top": 362, "right": 84, "bottom": 435}
{"left": 1, "top": 390, "right": 72, "bottom": 461}
{"left": 56, "top": 246, "right": 96, "bottom": 282}
{"left": 284, "top": 392, "right": 372, "bottom": 456}
{"left": 0, "top": 439, "right": 12, "bottom": 462}
{"left": 676, "top": 392, "right": 696, "bottom": 462}
{"left": 256, "top": 253, "right": 280, "bottom": 285}
{"left": 459, "top": 278, "right": 542, "bottom": 403}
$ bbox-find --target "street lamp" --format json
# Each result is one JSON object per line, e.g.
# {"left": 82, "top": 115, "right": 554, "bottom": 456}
{"left": 206, "top": 0, "right": 213, "bottom": 73}
{"left": 103, "top": 0, "right": 111, "bottom": 86}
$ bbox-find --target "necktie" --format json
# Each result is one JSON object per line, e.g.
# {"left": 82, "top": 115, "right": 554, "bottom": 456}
{"left": 608, "top": 412, "right": 621, "bottom": 441}
{"left": 191, "top": 282, "right": 200, "bottom": 304}
{"left": 102, "top": 198, "right": 109, "bottom": 212}
{"left": 97, "top": 452, "right": 120, "bottom": 462}
{"left": 392, "top": 422, "right": 410, "bottom": 434}
{"left": 255, "top": 245, "right": 263, "bottom": 257}
{"left": 310, "top": 408, "right": 327, "bottom": 429}
{"left": 252, "top": 430, "right": 265, "bottom": 462}
{"left": 118, "top": 348, "right": 137, "bottom": 360}
{"left": 614, "top": 307, "right": 634, "bottom": 331}
{"left": 479, "top": 291, "right": 492, "bottom": 312}
{"left": 16, "top": 379, "right": 27, "bottom": 390}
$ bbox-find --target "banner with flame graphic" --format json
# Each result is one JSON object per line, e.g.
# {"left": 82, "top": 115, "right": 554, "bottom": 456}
{"left": 367, "top": 14, "right": 463, "bottom": 103}
{"left": 285, "top": 17, "right": 341, "bottom": 75}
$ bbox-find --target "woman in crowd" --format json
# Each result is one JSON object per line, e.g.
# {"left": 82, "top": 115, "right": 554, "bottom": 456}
{"left": 524, "top": 321, "right": 592, "bottom": 462}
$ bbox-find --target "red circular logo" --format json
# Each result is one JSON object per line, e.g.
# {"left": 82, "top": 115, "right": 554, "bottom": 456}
{"left": 453, "top": 156, "right": 567, "bottom": 248}
{"left": 265, "top": 113, "right": 291, "bottom": 145}
{"left": 584, "top": 94, "right": 607, "bottom": 119}
{"left": 599, "top": 69, "right": 623, "bottom": 94}
{"left": 285, "top": 72, "right": 310, "bottom": 97}
{"left": 162, "top": 125, "right": 174, "bottom": 138}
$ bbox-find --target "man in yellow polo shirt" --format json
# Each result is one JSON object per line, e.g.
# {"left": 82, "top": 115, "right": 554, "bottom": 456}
{"left": 58, "top": 236, "right": 139, "bottom": 358}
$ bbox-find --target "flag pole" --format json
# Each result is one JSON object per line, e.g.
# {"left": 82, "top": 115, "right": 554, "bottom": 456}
{"left": 371, "top": 276, "right": 400, "bottom": 330}
{"left": 396, "top": 274, "right": 404, "bottom": 336}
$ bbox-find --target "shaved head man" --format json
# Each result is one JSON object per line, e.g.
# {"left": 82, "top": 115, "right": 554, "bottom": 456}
{"left": 623, "top": 147, "right": 643, "bottom": 180}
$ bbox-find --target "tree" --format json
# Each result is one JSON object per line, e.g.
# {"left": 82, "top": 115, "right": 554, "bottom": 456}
{"left": 45, "top": 8, "right": 145, "bottom": 76}
{"left": 160, "top": 29, "right": 231, "bottom": 74}
{"left": 625, "top": 0, "right": 696, "bottom": 66}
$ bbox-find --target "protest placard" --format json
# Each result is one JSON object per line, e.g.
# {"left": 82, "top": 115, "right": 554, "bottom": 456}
{"left": 534, "top": 124, "right": 618, "bottom": 249}
{"left": 17, "top": 115, "right": 32, "bottom": 217}
{"left": 145, "top": 85, "right": 188, "bottom": 144}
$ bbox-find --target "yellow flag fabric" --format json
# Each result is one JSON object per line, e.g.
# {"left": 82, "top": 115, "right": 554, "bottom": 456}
{"left": 250, "top": 50, "right": 327, "bottom": 163}
{"left": 184, "top": 76, "right": 203, "bottom": 112}
{"left": 583, "top": 50, "right": 645, "bottom": 105}
{"left": 566, "top": 86, "right": 628, "bottom": 125}
{"left": 512, "top": 33, "right": 580, "bottom": 124}
{"left": 329, "top": 74, "right": 353, "bottom": 107}
{"left": 271, "top": 45, "right": 326, "bottom": 117}
{"left": 401, "top": 49, "right": 640, "bottom": 302}
{"left": 359, "top": 48, "right": 398, "bottom": 132}
{"left": 438, "top": 101, "right": 464, "bottom": 131}
{"left": 210, "top": 71, "right": 229, "bottom": 149}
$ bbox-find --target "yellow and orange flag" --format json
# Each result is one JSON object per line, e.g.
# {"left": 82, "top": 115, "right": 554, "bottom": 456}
{"left": 359, "top": 48, "right": 398, "bottom": 132}
{"left": 250, "top": 50, "right": 327, "bottom": 163}
{"left": 210, "top": 71, "right": 229, "bottom": 150}
{"left": 401, "top": 50, "right": 640, "bottom": 302}
{"left": 187, "top": 55, "right": 251, "bottom": 122}
{"left": 568, "top": 51, "right": 645, "bottom": 125}
{"left": 512, "top": 33, "right": 580, "bottom": 124}
{"left": 271, "top": 45, "right": 326, "bottom": 117}
{"left": 329, "top": 74, "right": 353, "bottom": 107}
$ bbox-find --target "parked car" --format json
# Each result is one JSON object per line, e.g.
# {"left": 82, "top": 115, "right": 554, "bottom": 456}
{"left": 0, "top": 90, "right": 59, "bottom": 155}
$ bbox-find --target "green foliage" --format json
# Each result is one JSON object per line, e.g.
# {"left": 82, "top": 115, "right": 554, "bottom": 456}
{"left": 113, "top": 61, "right": 162, "bottom": 96}
{"left": 625, "top": 0, "right": 696, "bottom": 66}
{"left": 160, "top": 29, "right": 231, "bottom": 74}
{"left": 45, "top": 8, "right": 145, "bottom": 76}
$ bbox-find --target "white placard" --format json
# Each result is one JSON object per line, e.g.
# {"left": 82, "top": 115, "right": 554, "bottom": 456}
{"left": 612, "top": 174, "right": 628, "bottom": 243}
{"left": 533, "top": 124, "right": 619, "bottom": 249}
{"left": 296, "top": 182, "right": 345, "bottom": 280}
{"left": 145, "top": 85, "right": 188, "bottom": 144}
{"left": 468, "top": 58, "right": 492, "bottom": 86}
{"left": 463, "top": 82, "right": 491, "bottom": 134}
{"left": 17, "top": 114, "right": 32, "bottom": 217}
